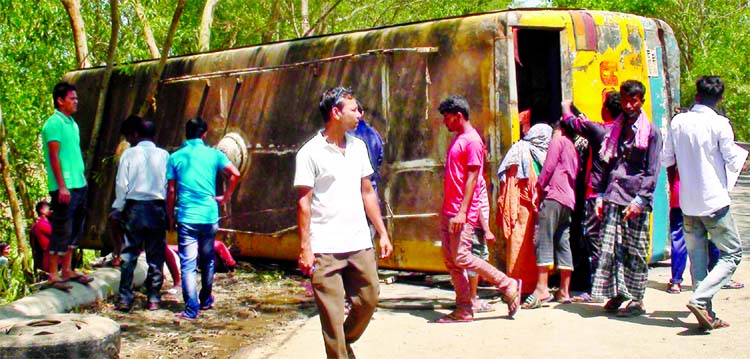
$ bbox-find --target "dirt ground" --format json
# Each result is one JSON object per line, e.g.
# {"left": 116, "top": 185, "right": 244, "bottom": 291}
{"left": 74, "top": 262, "right": 316, "bottom": 359}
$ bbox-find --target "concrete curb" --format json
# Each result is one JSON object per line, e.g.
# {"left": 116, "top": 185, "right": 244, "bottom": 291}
{"left": 0, "top": 254, "right": 148, "bottom": 320}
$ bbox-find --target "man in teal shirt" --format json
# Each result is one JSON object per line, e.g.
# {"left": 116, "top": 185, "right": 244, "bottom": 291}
{"left": 167, "top": 117, "right": 241, "bottom": 320}
{"left": 41, "top": 82, "right": 92, "bottom": 290}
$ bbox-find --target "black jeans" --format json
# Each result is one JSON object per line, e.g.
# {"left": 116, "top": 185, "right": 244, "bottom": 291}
{"left": 119, "top": 200, "right": 167, "bottom": 305}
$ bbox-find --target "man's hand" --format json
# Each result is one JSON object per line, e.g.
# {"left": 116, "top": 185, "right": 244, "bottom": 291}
{"left": 623, "top": 203, "right": 643, "bottom": 220}
{"left": 561, "top": 99, "right": 574, "bottom": 116}
{"left": 298, "top": 246, "right": 316, "bottom": 277}
{"left": 595, "top": 199, "right": 604, "bottom": 219}
{"left": 58, "top": 187, "right": 71, "bottom": 205}
{"left": 378, "top": 234, "right": 393, "bottom": 259}
{"left": 449, "top": 211, "right": 467, "bottom": 234}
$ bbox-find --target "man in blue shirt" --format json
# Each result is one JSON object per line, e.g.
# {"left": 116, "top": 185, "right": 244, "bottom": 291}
{"left": 351, "top": 99, "right": 385, "bottom": 243}
{"left": 167, "top": 117, "right": 241, "bottom": 320}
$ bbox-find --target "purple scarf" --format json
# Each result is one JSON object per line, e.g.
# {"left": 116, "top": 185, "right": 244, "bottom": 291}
{"left": 599, "top": 111, "right": 651, "bottom": 163}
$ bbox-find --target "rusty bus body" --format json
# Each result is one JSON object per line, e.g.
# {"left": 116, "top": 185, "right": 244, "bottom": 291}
{"left": 64, "top": 9, "right": 680, "bottom": 272}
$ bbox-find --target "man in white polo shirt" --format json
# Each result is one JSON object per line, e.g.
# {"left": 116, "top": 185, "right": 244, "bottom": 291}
{"left": 294, "top": 87, "right": 393, "bottom": 359}
{"left": 662, "top": 76, "right": 745, "bottom": 330}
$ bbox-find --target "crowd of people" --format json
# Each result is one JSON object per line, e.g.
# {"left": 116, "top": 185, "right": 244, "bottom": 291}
{"left": 0, "top": 74, "right": 742, "bottom": 358}
{"left": 293, "top": 77, "right": 745, "bottom": 357}
{"left": 26, "top": 81, "right": 241, "bottom": 320}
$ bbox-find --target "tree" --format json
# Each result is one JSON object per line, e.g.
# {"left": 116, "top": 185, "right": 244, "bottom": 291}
{"left": 199, "top": 0, "right": 220, "bottom": 52}
{"left": 60, "top": 0, "right": 91, "bottom": 68}
{"left": 85, "top": 0, "right": 120, "bottom": 175}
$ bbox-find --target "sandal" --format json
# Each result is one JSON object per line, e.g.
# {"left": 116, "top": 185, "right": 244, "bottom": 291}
{"left": 616, "top": 301, "right": 646, "bottom": 317}
{"left": 722, "top": 280, "right": 744, "bottom": 290}
{"left": 712, "top": 318, "right": 730, "bottom": 330}
{"left": 521, "top": 292, "right": 552, "bottom": 310}
{"left": 436, "top": 311, "right": 473, "bottom": 323}
{"left": 604, "top": 295, "right": 627, "bottom": 313}
{"left": 666, "top": 282, "right": 681, "bottom": 294}
{"left": 686, "top": 303, "right": 715, "bottom": 330}
{"left": 571, "top": 293, "right": 594, "bottom": 303}
{"left": 555, "top": 294, "right": 572, "bottom": 304}
{"left": 473, "top": 300, "right": 495, "bottom": 313}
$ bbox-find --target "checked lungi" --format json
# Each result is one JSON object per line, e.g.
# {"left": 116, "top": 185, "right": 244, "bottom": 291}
{"left": 592, "top": 202, "right": 650, "bottom": 301}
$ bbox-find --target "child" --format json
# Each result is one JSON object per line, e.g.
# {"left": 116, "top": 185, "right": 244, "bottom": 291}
{"left": 30, "top": 201, "right": 52, "bottom": 275}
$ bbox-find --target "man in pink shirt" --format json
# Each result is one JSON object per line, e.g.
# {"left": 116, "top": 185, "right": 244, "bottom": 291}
{"left": 437, "top": 95, "right": 521, "bottom": 322}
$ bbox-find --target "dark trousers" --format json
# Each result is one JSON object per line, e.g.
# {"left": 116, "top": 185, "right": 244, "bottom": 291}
{"left": 119, "top": 200, "right": 167, "bottom": 305}
{"left": 49, "top": 187, "right": 88, "bottom": 255}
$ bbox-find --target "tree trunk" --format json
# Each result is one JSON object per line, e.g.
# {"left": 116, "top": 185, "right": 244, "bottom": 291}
{"left": 85, "top": 0, "right": 120, "bottom": 177}
{"left": 199, "top": 0, "right": 220, "bottom": 52}
{"left": 60, "top": 0, "right": 91, "bottom": 68}
{"left": 138, "top": 0, "right": 187, "bottom": 117}
{"left": 301, "top": 0, "right": 310, "bottom": 35}
{"left": 303, "top": 0, "right": 345, "bottom": 37}
{"left": 261, "top": 0, "right": 282, "bottom": 43}
{"left": 132, "top": 0, "right": 160, "bottom": 58}
{"left": 0, "top": 105, "right": 29, "bottom": 257}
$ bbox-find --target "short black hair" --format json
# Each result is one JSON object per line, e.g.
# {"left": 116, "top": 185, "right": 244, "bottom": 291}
{"left": 0, "top": 243, "right": 8, "bottom": 253}
{"left": 356, "top": 98, "right": 364, "bottom": 113}
{"left": 35, "top": 201, "right": 49, "bottom": 216}
{"left": 120, "top": 115, "right": 142, "bottom": 136}
{"left": 604, "top": 91, "right": 622, "bottom": 119}
{"left": 438, "top": 95, "right": 470, "bottom": 120}
{"left": 319, "top": 87, "right": 355, "bottom": 123}
{"left": 52, "top": 82, "right": 76, "bottom": 109}
{"left": 185, "top": 117, "right": 208, "bottom": 139}
{"left": 696, "top": 76, "right": 724, "bottom": 104}
{"left": 620, "top": 80, "right": 646, "bottom": 99}
{"left": 140, "top": 120, "right": 157, "bottom": 139}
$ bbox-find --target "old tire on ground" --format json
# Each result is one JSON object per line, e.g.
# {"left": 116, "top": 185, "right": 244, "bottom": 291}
{"left": 0, "top": 314, "right": 120, "bottom": 359}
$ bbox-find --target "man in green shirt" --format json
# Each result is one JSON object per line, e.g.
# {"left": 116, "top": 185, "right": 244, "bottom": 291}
{"left": 41, "top": 82, "right": 92, "bottom": 290}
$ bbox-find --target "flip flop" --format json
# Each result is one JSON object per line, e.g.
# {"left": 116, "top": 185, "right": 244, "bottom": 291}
{"left": 712, "top": 318, "right": 730, "bottom": 330}
{"left": 722, "top": 280, "right": 744, "bottom": 289}
{"left": 436, "top": 311, "right": 473, "bottom": 323}
{"left": 507, "top": 279, "right": 522, "bottom": 318}
{"left": 604, "top": 295, "right": 627, "bottom": 313}
{"left": 666, "top": 283, "right": 682, "bottom": 294}
{"left": 686, "top": 303, "right": 714, "bottom": 330}
{"left": 555, "top": 295, "right": 572, "bottom": 304}
{"left": 571, "top": 293, "right": 594, "bottom": 303}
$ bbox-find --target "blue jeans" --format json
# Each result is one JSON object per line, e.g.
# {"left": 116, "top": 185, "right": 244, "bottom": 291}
{"left": 119, "top": 201, "right": 166, "bottom": 305}
{"left": 177, "top": 222, "right": 218, "bottom": 318}
{"left": 669, "top": 208, "right": 720, "bottom": 285}
{"left": 684, "top": 206, "right": 743, "bottom": 318}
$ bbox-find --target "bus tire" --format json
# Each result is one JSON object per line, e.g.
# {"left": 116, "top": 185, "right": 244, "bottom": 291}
{"left": 0, "top": 314, "right": 120, "bottom": 359}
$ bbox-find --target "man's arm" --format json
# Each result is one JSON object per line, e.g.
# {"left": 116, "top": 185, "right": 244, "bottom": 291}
{"left": 362, "top": 177, "right": 393, "bottom": 259}
{"left": 296, "top": 186, "right": 315, "bottom": 275}
{"left": 661, "top": 121, "right": 676, "bottom": 168}
{"left": 215, "top": 163, "right": 241, "bottom": 206}
{"left": 626, "top": 125, "right": 663, "bottom": 220}
{"left": 47, "top": 141, "right": 70, "bottom": 204}
{"left": 167, "top": 179, "right": 177, "bottom": 230}
{"left": 718, "top": 120, "right": 743, "bottom": 174}
{"left": 561, "top": 100, "right": 604, "bottom": 140}
{"left": 112, "top": 151, "right": 130, "bottom": 212}
{"left": 536, "top": 136, "right": 561, "bottom": 195}
{"left": 450, "top": 166, "right": 480, "bottom": 234}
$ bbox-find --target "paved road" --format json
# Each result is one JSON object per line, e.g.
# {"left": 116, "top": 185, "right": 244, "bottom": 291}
{"left": 242, "top": 260, "right": 750, "bottom": 359}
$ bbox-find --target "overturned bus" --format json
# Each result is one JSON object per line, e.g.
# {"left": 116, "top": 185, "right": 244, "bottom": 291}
{"left": 64, "top": 8, "right": 679, "bottom": 272}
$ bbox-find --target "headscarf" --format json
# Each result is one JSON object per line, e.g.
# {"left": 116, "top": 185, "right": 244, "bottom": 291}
{"left": 497, "top": 123, "right": 553, "bottom": 181}
{"left": 599, "top": 111, "right": 651, "bottom": 163}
